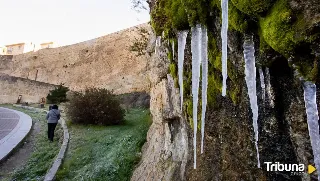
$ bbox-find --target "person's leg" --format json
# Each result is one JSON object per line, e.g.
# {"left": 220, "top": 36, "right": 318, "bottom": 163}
{"left": 48, "top": 123, "right": 51, "bottom": 140}
{"left": 51, "top": 123, "right": 57, "bottom": 141}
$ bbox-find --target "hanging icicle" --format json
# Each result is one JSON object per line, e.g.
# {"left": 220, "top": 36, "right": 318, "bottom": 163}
{"left": 259, "top": 68, "right": 265, "bottom": 101}
{"left": 178, "top": 31, "right": 188, "bottom": 111}
{"left": 303, "top": 81, "right": 320, "bottom": 180}
{"left": 243, "top": 35, "right": 260, "bottom": 168}
{"left": 221, "top": 0, "right": 228, "bottom": 96}
{"left": 172, "top": 40, "right": 175, "bottom": 60}
{"left": 201, "top": 25, "right": 208, "bottom": 154}
{"left": 191, "top": 24, "right": 202, "bottom": 169}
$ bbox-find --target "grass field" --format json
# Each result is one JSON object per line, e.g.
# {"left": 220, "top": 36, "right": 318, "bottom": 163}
{"left": 56, "top": 108, "right": 151, "bottom": 181}
{"left": 0, "top": 105, "right": 63, "bottom": 181}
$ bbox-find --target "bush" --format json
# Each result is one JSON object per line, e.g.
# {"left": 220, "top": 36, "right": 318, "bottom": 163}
{"left": 67, "top": 88, "right": 125, "bottom": 126}
{"left": 47, "top": 84, "right": 69, "bottom": 104}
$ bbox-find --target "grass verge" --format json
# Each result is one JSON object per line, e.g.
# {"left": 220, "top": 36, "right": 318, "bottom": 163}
{"left": 56, "top": 108, "right": 151, "bottom": 181}
{"left": 0, "top": 104, "right": 63, "bottom": 181}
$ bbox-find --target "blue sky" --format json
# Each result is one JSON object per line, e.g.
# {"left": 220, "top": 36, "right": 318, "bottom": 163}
{"left": 0, "top": 0, "right": 150, "bottom": 46}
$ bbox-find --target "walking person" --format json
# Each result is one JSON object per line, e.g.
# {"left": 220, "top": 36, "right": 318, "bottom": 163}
{"left": 46, "top": 105, "right": 60, "bottom": 142}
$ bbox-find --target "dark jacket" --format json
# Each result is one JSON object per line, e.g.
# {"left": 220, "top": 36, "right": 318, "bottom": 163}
{"left": 46, "top": 109, "right": 61, "bottom": 123}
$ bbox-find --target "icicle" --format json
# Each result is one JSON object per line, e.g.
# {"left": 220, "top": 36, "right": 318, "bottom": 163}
{"left": 243, "top": 35, "right": 260, "bottom": 168}
{"left": 158, "top": 36, "right": 162, "bottom": 47}
{"left": 172, "top": 40, "right": 175, "bottom": 60}
{"left": 191, "top": 24, "right": 202, "bottom": 169}
{"left": 259, "top": 68, "right": 265, "bottom": 101}
{"left": 303, "top": 81, "right": 320, "bottom": 180}
{"left": 201, "top": 26, "right": 208, "bottom": 154}
{"left": 178, "top": 31, "right": 188, "bottom": 111}
{"left": 221, "top": 0, "right": 228, "bottom": 96}
{"left": 265, "top": 68, "right": 274, "bottom": 107}
{"left": 155, "top": 38, "right": 158, "bottom": 55}
{"left": 155, "top": 36, "right": 162, "bottom": 56}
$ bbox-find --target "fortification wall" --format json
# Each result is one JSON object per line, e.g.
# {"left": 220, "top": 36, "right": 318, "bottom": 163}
{"left": 0, "top": 74, "right": 57, "bottom": 104}
{"left": 0, "top": 23, "right": 151, "bottom": 94}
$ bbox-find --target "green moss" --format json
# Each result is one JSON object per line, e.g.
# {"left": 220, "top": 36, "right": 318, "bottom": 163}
{"left": 231, "top": 0, "right": 275, "bottom": 15}
{"left": 183, "top": 71, "right": 192, "bottom": 98}
{"left": 169, "top": 62, "right": 180, "bottom": 88}
{"left": 213, "top": 53, "right": 222, "bottom": 72}
{"left": 228, "top": 1, "right": 249, "bottom": 33}
{"left": 208, "top": 33, "right": 219, "bottom": 71}
{"left": 165, "top": 0, "right": 189, "bottom": 30}
{"left": 258, "top": 30, "right": 272, "bottom": 54}
{"left": 259, "top": 0, "right": 303, "bottom": 57}
{"left": 207, "top": 71, "right": 222, "bottom": 107}
{"left": 150, "top": 0, "right": 168, "bottom": 36}
{"left": 185, "top": 99, "right": 193, "bottom": 128}
{"left": 227, "top": 60, "right": 238, "bottom": 81}
{"left": 183, "top": 0, "right": 210, "bottom": 26}
{"left": 295, "top": 60, "right": 319, "bottom": 82}
{"left": 169, "top": 62, "right": 177, "bottom": 78}
{"left": 228, "top": 82, "right": 241, "bottom": 105}
{"left": 167, "top": 51, "right": 173, "bottom": 61}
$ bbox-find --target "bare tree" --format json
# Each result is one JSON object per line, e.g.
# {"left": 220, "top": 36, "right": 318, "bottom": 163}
{"left": 131, "top": 0, "right": 149, "bottom": 13}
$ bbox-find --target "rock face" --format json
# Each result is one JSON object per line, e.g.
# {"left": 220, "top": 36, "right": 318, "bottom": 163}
{"left": 131, "top": 35, "right": 190, "bottom": 180}
{"left": 133, "top": 0, "right": 320, "bottom": 180}
{"left": 0, "top": 24, "right": 151, "bottom": 94}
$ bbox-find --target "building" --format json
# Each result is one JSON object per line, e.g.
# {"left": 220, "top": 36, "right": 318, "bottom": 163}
{"left": 5, "top": 43, "right": 25, "bottom": 55}
{"left": 40, "top": 42, "right": 54, "bottom": 49}
{"left": 4, "top": 42, "right": 41, "bottom": 55}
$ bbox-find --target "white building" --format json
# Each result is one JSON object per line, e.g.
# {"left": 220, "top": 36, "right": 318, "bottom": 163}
{"left": 40, "top": 42, "right": 54, "bottom": 49}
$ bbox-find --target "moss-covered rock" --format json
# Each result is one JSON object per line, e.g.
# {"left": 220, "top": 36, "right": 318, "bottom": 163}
{"left": 259, "top": 0, "right": 304, "bottom": 57}
{"left": 150, "top": 0, "right": 168, "bottom": 36}
{"left": 165, "top": 0, "right": 189, "bottom": 30}
{"left": 228, "top": 1, "right": 249, "bottom": 33}
{"left": 183, "top": 0, "right": 211, "bottom": 26}
{"left": 207, "top": 71, "right": 222, "bottom": 107}
{"left": 231, "top": 0, "right": 275, "bottom": 15}
{"left": 169, "top": 62, "right": 177, "bottom": 78}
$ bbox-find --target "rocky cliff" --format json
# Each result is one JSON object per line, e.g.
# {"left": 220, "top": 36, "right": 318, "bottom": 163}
{"left": 133, "top": 0, "right": 320, "bottom": 180}
{"left": 0, "top": 24, "right": 151, "bottom": 94}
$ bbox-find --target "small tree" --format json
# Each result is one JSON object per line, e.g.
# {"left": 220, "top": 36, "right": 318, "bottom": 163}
{"left": 47, "top": 84, "right": 69, "bottom": 104}
{"left": 67, "top": 88, "right": 125, "bottom": 126}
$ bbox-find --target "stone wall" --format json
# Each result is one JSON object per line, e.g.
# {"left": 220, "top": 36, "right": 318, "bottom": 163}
{"left": 0, "top": 55, "right": 13, "bottom": 72}
{"left": 0, "top": 73, "right": 57, "bottom": 104}
{"left": 0, "top": 24, "right": 151, "bottom": 94}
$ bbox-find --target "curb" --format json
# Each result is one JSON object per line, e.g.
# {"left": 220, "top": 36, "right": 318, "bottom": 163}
{"left": 0, "top": 107, "right": 32, "bottom": 163}
{"left": 13, "top": 105, "right": 69, "bottom": 181}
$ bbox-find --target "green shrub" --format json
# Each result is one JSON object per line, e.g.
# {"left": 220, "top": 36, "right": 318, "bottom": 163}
{"left": 46, "top": 84, "right": 69, "bottom": 104}
{"left": 67, "top": 88, "right": 125, "bottom": 126}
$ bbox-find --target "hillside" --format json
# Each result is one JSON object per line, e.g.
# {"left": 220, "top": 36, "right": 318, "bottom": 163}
{"left": 0, "top": 23, "right": 151, "bottom": 94}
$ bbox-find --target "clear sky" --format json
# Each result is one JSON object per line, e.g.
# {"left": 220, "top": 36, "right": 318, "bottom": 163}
{"left": 0, "top": 0, "right": 150, "bottom": 46}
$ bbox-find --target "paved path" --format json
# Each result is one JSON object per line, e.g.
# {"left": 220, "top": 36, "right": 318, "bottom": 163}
{"left": 0, "top": 108, "right": 19, "bottom": 140}
{"left": 0, "top": 107, "right": 32, "bottom": 162}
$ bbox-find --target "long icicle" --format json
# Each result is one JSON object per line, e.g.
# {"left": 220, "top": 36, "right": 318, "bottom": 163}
{"left": 178, "top": 31, "right": 188, "bottom": 111}
{"left": 303, "top": 81, "right": 320, "bottom": 180}
{"left": 259, "top": 68, "right": 265, "bottom": 101}
{"left": 243, "top": 35, "right": 260, "bottom": 168}
{"left": 191, "top": 24, "right": 202, "bottom": 169}
{"left": 201, "top": 26, "right": 208, "bottom": 154}
{"left": 172, "top": 40, "right": 175, "bottom": 60}
{"left": 221, "top": 0, "right": 228, "bottom": 96}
